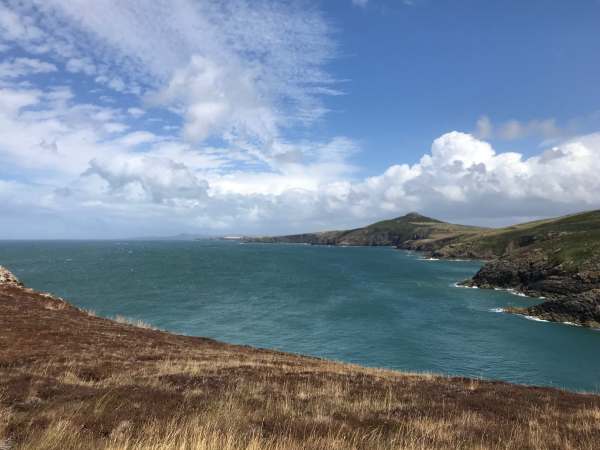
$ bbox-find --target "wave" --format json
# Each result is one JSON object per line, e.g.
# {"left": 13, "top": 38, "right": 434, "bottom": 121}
{"left": 453, "top": 282, "right": 478, "bottom": 289}
{"left": 523, "top": 315, "right": 550, "bottom": 323}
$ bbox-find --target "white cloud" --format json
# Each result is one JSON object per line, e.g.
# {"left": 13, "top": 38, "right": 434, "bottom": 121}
{"left": 0, "top": 3, "right": 44, "bottom": 43}
{"left": 352, "top": 131, "right": 600, "bottom": 221}
{"left": 127, "top": 107, "right": 145, "bottom": 118}
{"left": 81, "top": 155, "right": 209, "bottom": 204}
{"left": 115, "top": 131, "right": 159, "bottom": 147}
{"left": 20, "top": 0, "right": 336, "bottom": 145}
{"left": 352, "top": 0, "right": 369, "bottom": 7}
{"left": 0, "top": 114, "right": 600, "bottom": 235}
{"left": 0, "top": 57, "right": 57, "bottom": 79}
{"left": 152, "top": 55, "right": 277, "bottom": 143}
{"left": 65, "top": 57, "right": 96, "bottom": 75}
{"left": 1, "top": 1, "right": 600, "bottom": 238}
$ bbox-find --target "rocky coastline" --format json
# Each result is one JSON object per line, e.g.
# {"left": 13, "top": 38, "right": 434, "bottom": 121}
{"left": 462, "top": 255, "right": 600, "bottom": 329}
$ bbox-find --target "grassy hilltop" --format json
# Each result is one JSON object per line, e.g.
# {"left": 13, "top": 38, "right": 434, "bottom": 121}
{"left": 1, "top": 276, "right": 599, "bottom": 450}
{"left": 245, "top": 212, "right": 486, "bottom": 247}
{"left": 431, "top": 210, "right": 600, "bottom": 264}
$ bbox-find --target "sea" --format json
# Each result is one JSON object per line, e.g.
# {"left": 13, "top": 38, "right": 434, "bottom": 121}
{"left": 1, "top": 240, "right": 598, "bottom": 392}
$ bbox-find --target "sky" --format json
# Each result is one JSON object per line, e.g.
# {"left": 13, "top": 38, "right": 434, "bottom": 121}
{"left": 1, "top": 0, "right": 600, "bottom": 238}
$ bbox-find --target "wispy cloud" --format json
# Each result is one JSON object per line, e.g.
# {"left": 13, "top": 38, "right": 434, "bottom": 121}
{"left": 6, "top": 0, "right": 337, "bottom": 148}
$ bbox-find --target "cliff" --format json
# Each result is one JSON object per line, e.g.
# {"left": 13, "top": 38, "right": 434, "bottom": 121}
{"left": 458, "top": 211, "right": 600, "bottom": 328}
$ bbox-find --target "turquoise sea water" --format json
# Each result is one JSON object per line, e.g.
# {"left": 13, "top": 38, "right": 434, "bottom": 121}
{"left": 1, "top": 240, "right": 598, "bottom": 392}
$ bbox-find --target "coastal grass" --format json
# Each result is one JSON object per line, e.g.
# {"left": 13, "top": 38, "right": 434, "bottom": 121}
{"left": 441, "top": 209, "right": 600, "bottom": 265}
{"left": 1, "top": 285, "right": 599, "bottom": 449}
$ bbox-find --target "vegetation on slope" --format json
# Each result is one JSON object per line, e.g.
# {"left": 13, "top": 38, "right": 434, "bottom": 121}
{"left": 246, "top": 213, "right": 486, "bottom": 247}
{"left": 433, "top": 210, "right": 600, "bottom": 267}
{"left": 444, "top": 211, "right": 600, "bottom": 327}
{"left": 1, "top": 278, "right": 599, "bottom": 449}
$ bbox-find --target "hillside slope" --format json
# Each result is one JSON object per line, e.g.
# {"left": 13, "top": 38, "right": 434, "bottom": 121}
{"left": 245, "top": 213, "right": 486, "bottom": 247}
{"left": 453, "top": 211, "right": 600, "bottom": 327}
{"left": 1, "top": 269, "right": 599, "bottom": 450}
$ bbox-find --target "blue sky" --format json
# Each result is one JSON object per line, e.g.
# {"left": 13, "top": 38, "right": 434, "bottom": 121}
{"left": 0, "top": 0, "right": 600, "bottom": 238}
{"left": 323, "top": 0, "right": 600, "bottom": 168}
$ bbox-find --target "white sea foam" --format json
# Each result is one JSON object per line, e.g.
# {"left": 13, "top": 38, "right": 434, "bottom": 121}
{"left": 492, "top": 286, "right": 537, "bottom": 298}
{"left": 490, "top": 307, "right": 504, "bottom": 313}
{"left": 510, "top": 291, "right": 529, "bottom": 298}
{"left": 453, "top": 282, "right": 478, "bottom": 289}
{"left": 523, "top": 315, "right": 550, "bottom": 323}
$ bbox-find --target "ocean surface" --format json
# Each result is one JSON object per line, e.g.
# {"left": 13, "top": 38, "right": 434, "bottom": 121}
{"left": 2, "top": 240, "right": 598, "bottom": 392}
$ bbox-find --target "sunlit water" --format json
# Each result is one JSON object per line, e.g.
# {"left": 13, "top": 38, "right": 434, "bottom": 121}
{"left": 2, "top": 240, "right": 598, "bottom": 392}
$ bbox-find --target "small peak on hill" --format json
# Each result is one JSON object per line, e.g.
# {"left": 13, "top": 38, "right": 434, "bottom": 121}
{"left": 394, "top": 212, "right": 444, "bottom": 223}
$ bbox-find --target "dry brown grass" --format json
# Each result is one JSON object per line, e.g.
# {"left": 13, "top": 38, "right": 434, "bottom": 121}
{"left": 113, "top": 314, "right": 156, "bottom": 330}
{"left": 1, "top": 284, "right": 599, "bottom": 450}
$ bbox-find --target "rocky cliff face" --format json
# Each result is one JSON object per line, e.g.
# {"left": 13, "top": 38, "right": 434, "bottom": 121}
{"left": 0, "top": 266, "right": 22, "bottom": 287}
{"left": 517, "top": 290, "right": 600, "bottom": 328}
{"left": 464, "top": 248, "right": 600, "bottom": 328}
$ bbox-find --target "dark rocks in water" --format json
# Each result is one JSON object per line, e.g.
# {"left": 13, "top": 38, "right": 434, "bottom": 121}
{"left": 468, "top": 253, "right": 600, "bottom": 328}
{"left": 526, "top": 290, "right": 600, "bottom": 328}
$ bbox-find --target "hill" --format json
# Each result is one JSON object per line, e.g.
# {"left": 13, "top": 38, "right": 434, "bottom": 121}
{"left": 0, "top": 269, "right": 599, "bottom": 449}
{"left": 245, "top": 212, "right": 486, "bottom": 247}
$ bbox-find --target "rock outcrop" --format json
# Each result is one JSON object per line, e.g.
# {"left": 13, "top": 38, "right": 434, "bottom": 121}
{"left": 464, "top": 243, "right": 600, "bottom": 328}
{"left": 0, "top": 266, "right": 22, "bottom": 288}
{"left": 519, "top": 290, "right": 600, "bottom": 328}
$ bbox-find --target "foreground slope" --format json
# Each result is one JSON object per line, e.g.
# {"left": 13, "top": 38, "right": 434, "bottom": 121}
{"left": 1, "top": 269, "right": 599, "bottom": 450}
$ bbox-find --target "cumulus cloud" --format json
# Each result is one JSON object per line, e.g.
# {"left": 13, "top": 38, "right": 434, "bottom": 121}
{"left": 15, "top": 130, "right": 596, "bottom": 237}
{"left": 354, "top": 131, "right": 600, "bottom": 220}
{"left": 81, "top": 156, "right": 209, "bottom": 205}
{"left": 3, "top": 119, "right": 600, "bottom": 237}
